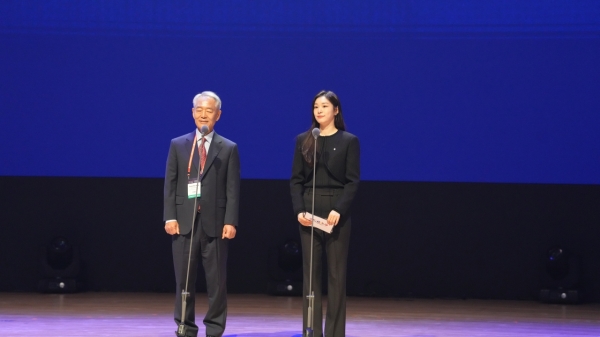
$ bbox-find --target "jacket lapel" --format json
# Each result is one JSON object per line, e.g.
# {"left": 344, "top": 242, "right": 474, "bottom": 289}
{"left": 201, "top": 132, "right": 223, "bottom": 181}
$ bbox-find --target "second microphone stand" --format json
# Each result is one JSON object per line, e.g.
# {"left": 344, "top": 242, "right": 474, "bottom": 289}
{"left": 305, "top": 127, "right": 320, "bottom": 337}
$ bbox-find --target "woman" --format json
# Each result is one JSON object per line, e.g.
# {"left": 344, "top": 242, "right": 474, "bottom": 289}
{"left": 290, "top": 90, "right": 360, "bottom": 337}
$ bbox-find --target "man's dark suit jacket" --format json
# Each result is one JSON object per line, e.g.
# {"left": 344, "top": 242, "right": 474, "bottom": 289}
{"left": 164, "top": 130, "right": 240, "bottom": 237}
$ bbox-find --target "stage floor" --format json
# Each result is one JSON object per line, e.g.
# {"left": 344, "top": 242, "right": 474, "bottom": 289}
{"left": 1, "top": 292, "right": 599, "bottom": 336}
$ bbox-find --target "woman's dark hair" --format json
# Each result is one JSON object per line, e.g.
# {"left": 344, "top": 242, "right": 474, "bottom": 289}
{"left": 301, "top": 90, "right": 346, "bottom": 163}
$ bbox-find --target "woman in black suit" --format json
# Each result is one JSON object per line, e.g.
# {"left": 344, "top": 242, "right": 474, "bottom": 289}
{"left": 290, "top": 90, "right": 360, "bottom": 337}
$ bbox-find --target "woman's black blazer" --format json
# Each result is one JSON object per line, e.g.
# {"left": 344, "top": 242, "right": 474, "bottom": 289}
{"left": 290, "top": 130, "right": 360, "bottom": 217}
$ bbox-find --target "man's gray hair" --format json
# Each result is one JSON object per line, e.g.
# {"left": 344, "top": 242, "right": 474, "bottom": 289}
{"left": 193, "top": 91, "right": 222, "bottom": 110}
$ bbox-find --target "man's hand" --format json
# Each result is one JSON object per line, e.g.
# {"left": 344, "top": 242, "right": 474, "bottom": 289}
{"left": 297, "top": 212, "right": 312, "bottom": 227}
{"left": 165, "top": 220, "right": 180, "bottom": 235}
{"left": 327, "top": 210, "right": 340, "bottom": 226}
{"left": 222, "top": 224, "right": 236, "bottom": 239}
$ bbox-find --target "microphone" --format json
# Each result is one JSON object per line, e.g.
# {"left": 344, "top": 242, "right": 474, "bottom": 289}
{"left": 200, "top": 125, "right": 209, "bottom": 136}
{"left": 312, "top": 128, "right": 320, "bottom": 139}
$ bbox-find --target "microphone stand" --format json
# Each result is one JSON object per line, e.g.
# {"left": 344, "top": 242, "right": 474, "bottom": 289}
{"left": 305, "top": 128, "right": 319, "bottom": 337}
{"left": 177, "top": 127, "right": 207, "bottom": 337}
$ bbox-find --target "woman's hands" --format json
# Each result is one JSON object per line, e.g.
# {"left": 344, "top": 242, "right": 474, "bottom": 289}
{"left": 298, "top": 212, "right": 312, "bottom": 226}
{"left": 327, "top": 210, "right": 340, "bottom": 226}
{"left": 297, "top": 210, "right": 341, "bottom": 227}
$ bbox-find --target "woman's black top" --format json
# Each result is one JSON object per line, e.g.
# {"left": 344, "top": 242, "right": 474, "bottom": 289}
{"left": 305, "top": 134, "right": 345, "bottom": 189}
{"left": 290, "top": 130, "right": 360, "bottom": 216}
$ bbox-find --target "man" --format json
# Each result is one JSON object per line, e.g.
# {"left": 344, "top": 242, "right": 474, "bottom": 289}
{"left": 164, "top": 91, "right": 240, "bottom": 337}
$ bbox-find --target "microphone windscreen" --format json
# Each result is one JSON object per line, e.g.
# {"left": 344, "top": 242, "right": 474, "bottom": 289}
{"left": 201, "top": 125, "right": 209, "bottom": 135}
{"left": 312, "top": 128, "right": 320, "bottom": 138}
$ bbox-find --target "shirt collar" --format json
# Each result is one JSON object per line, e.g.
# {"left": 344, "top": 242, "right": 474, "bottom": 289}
{"left": 195, "top": 128, "right": 215, "bottom": 143}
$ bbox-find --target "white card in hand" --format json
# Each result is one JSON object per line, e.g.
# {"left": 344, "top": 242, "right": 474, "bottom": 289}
{"left": 303, "top": 213, "right": 334, "bottom": 233}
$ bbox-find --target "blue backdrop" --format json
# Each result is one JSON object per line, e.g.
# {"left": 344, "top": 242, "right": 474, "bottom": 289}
{"left": 1, "top": 1, "right": 599, "bottom": 183}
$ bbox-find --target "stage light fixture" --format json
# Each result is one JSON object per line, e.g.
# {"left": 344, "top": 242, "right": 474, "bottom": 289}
{"left": 278, "top": 239, "right": 302, "bottom": 273}
{"left": 546, "top": 247, "right": 569, "bottom": 280}
{"left": 539, "top": 246, "right": 580, "bottom": 303}
{"left": 267, "top": 239, "right": 303, "bottom": 295}
{"left": 38, "top": 236, "right": 82, "bottom": 293}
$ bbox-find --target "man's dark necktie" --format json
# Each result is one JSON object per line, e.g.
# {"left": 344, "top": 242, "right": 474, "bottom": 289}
{"left": 199, "top": 137, "right": 207, "bottom": 174}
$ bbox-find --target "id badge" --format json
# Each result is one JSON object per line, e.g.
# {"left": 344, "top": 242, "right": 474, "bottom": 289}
{"left": 187, "top": 178, "right": 201, "bottom": 198}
